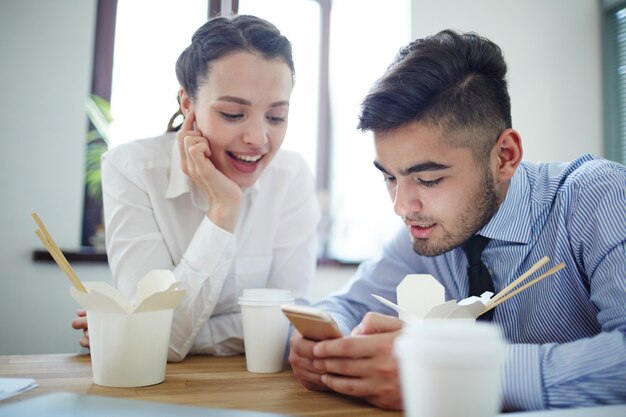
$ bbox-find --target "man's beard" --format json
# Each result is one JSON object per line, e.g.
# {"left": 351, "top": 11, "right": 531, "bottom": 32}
{"left": 410, "top": 168, "right": 500, "bottom": 257}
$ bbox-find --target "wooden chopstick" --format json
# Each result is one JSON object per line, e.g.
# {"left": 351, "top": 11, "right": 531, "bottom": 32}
{"left": 34, "top": 230, "right": 78, "bottom": 286}
{"left": 485, "top": 256, "right": 550, "bottom": 308}
{"left": 481, "top": 262, "right": 565, "bottom": 315}
{"left": 32, "top": 212, "right": 87, "bottom": 293}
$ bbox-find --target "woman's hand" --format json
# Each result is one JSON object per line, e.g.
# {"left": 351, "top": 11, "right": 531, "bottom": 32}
{"left": 176, "top": 112, "right": 242, "bottom": 231}
{"left": 71, "top": 309, "right": 90, "bottom": 349}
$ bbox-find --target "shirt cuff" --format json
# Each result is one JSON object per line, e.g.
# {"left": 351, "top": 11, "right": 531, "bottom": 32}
{"left": 182, "top": 216, "right": 235, "bottom": 276}
{"left": 501, "top": 344, "right": 546, "bottom": 411}
{"left": 314, "top": 300, "right": 353, "bottom": 336}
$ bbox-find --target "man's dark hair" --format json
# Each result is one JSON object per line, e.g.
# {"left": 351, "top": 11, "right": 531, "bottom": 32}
{"left": 358, "top": 30, "right": 511, "bottom": 161}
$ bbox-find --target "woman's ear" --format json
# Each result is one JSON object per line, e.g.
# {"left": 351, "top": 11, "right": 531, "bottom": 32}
{"left": 178, "top": 88, "right": 192, "bottom": 116}
{"left": 493, "top": 128, "right": 523, "bottom": 183}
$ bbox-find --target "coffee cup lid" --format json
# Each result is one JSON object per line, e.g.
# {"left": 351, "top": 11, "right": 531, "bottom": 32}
{"left": 238, "top": 288, "right": 294, "bottom": 306}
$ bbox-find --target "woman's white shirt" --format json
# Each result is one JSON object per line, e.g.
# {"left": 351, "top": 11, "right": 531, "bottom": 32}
{"left": 101, "top": 133, "right": 321, "bottom": 361}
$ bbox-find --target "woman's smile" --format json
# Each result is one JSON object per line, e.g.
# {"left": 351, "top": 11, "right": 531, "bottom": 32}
{"left": 227, "top": 151, "right": 266, "bottom": 173}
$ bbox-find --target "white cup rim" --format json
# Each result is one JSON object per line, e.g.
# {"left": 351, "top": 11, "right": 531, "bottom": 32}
{"left": 239, "top": 298, "right": 295, "bottom": 306}
{"left": 394, "top": 320, "right": 506, "bottom": 365}
{"left": 238, "top": 288, "right": 294, "bottom": 306}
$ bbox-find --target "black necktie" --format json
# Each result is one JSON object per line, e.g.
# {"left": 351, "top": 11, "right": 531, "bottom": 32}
{"left": 462, "top": 235, "right": 495, "bottom": 321}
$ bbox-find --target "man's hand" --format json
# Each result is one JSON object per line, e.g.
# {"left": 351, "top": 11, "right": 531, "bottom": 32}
{"left": 71, "top": 309, "right": 90, "bottom": 349}
{"left": 311, "top": 312, "right": 404, "bottom": 410}
{"left": 288, "top": 330, "right": 331, "bottom": 392}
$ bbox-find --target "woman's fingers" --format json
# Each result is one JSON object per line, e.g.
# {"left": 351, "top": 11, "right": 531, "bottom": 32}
{"left": 72, "top": 310, "right": 90, "bottom": 349}
{"left": 177, "top": 112, "right": 201, "bottom": 176}
{"left": 185, "top": 136, "right": 212, "bottom": 179}
{"left": 72, "top": 311, "right": 88, "bottom": 331}
{"left": 79, "top": 331, "right": 90, "bottom": 349}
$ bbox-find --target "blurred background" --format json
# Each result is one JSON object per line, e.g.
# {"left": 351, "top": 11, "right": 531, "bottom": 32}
{"left": 0, "top": 0, "right": 617, "bottom": 354}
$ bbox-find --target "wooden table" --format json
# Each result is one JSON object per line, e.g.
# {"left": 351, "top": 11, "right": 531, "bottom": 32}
{"left": 0, "top": 354, "right": 401, "bottom": 417}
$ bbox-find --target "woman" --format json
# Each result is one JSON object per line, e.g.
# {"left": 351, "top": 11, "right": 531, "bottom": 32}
{"left": 73, "top": 15, "right": 320, "bottom": 362}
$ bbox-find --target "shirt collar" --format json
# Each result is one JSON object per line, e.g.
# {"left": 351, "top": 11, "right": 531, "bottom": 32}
{"left": 478, "top": 164, "right": 532, "bottom": 245}
{"left": 164, "top": 138, "right": 261, "bottom": 208}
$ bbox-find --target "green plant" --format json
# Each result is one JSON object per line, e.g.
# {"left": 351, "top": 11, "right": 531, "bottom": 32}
{"left": 85, "top": 94, "right": 113, "bottom": 199}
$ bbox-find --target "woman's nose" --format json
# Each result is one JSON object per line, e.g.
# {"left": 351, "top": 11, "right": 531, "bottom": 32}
{"left": 242, "top": 118, "right": 268, "bottom": 146}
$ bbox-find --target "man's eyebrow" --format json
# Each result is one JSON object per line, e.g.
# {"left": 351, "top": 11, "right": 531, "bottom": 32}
{"left": 373, "top": 160, "right": 451, "bottom": 176}
{"left": 373, "top": 160, "right": 390, "bottom": 175}
{"left": 400, "top": 161, "right": 450, "bottom": 176}
{"left": 216, "top": 96, "right": 289, "bottom": 108}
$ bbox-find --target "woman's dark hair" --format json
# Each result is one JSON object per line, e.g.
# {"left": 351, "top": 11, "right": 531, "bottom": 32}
{"left": 357, "top": 30, "right": 511, "bottom": 161}
{"left": 167, "top": 14, "right": 294, "bottom": 132}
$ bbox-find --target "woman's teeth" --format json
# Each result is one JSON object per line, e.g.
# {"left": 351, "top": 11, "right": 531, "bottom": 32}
{"left": 230, "top": 152, "right": 262, "bottom": 163}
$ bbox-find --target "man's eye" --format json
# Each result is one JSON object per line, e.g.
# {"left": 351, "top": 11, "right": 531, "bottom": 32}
{"left": 417, "top": 178, "right": 443, "bottom": 187}
{"left": 383, "top": 175, "right": 396, "bottom": 184}
{"left": 221, "top": 112, "right": 243, "bottom": 120}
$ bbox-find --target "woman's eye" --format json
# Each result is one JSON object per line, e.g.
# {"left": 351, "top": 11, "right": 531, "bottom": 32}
{"left": 220, "top": 112, "right": 243, "bottom": 121}
{"left": 417, "top": 178, "right": 443, "bottom": 187}
{"left": 267, "top": 115, "right": 286, "bottom": 124}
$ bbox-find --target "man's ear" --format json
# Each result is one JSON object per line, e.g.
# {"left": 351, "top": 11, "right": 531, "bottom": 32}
{"left": 178, "top": 88, "right": 192, "bottom": 116}
{"left": 492, "top": 128, "right": 522, "bottom": 183}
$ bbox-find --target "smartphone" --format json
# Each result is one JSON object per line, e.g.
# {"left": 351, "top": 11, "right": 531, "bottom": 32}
{"left": 281, "top": 305, "right": 343, "bottom": 341}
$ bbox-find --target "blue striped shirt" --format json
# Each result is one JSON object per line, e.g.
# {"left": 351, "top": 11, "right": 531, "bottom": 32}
{"left": 317, "top": 154, "right": 626, "bottom": 411}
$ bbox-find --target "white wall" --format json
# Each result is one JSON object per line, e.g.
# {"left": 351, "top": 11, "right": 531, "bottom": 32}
{"left": 411, "top": 0, "right": 603, "bottom": 162}
{"left": 0, "top": 0, "right": 112, "bottom": 355}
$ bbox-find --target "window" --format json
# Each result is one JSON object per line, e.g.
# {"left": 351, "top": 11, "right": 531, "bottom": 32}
{"left": 81, "top": 0, "right": 209, "bottom": 250}
{"left": 109, "top": 0, "right": 208, "bottom": 147}
{"left": 603, "top": 0, "right": 626, "bottom": 165}
{"left": 325, "top": 0, "right": 409, "bottom": 262}
{"left": 110, "top": 0, "right": 319, "bottom": 174}
{"left": 239, "top": 0, "right": 410, "bottom": 262}
{"left": 84, "top": 0, "right": 411, "bottom": 265}
{"left": 617, "top": 8, "right": 626, "bottom": 164}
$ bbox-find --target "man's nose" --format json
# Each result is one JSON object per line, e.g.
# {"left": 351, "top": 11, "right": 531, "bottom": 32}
{"left": 393, "top": 181, "right": 422, "bottom": 218}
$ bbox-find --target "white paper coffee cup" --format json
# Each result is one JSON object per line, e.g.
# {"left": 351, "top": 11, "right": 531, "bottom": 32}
{"left": 394, "top": 320, "right": 506, "bottom": 417}
{"left": 238, "top": 289, "right": 294, "bottom": 373}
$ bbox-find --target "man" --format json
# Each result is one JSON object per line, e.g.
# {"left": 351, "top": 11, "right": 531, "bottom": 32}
{"left": 289, "top": 30, "right": 626, "bottom": 411}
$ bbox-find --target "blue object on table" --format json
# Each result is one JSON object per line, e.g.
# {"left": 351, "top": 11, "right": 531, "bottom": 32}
{"left": 0, "top": 392, "right": 291, "bottom": 417}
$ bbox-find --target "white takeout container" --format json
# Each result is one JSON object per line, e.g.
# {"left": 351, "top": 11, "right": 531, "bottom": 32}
{"left": 373, "top": 274, "right": 493, "bottom": 322}
{"left": 70, "top": 270, "right": 186, "bottom": 387}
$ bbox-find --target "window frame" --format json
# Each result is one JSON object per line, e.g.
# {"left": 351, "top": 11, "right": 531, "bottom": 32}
{"left": 81, "top": 0, "right": 118, "bottom": 249}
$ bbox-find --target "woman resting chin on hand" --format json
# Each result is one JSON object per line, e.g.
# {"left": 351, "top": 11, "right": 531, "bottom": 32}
{"left": 72, "top": 15, "right": 320, "bottom": 360}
